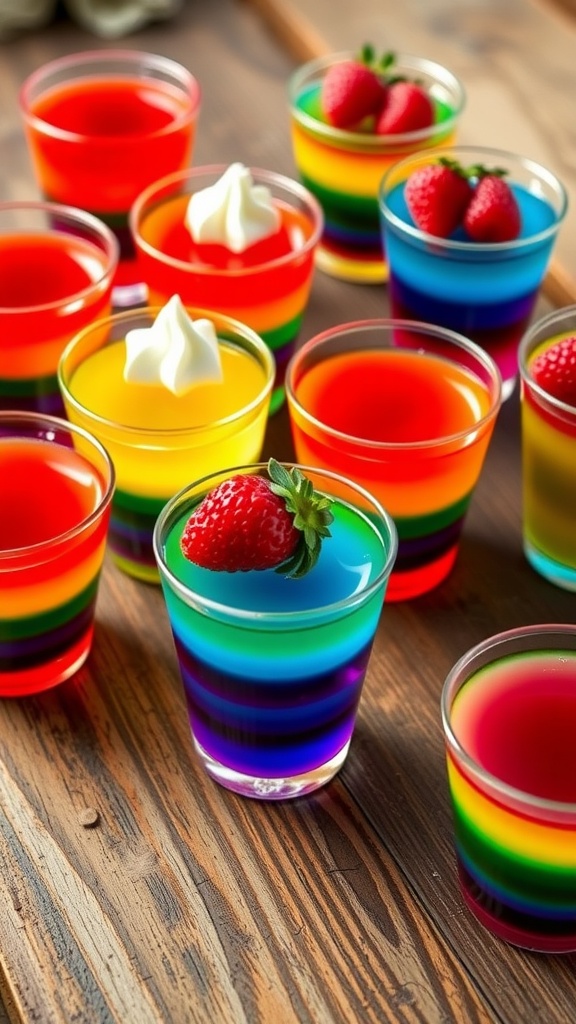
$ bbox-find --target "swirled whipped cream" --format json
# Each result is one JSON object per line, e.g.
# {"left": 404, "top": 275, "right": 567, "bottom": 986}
{"left": 185, "top": 162, "right": 281, "bottom": 253}
{"left": 123, "top": 295, "right": 223, "bottom": 396}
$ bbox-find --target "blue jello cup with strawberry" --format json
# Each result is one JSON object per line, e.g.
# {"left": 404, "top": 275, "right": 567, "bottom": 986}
{"left": 380, "top": 146, "right": 568, "bottom": 399}
{"left": 153, "top": 459, "right": 397, "bottom": 800}
{"left": 519, "top": 306, "right": 576, "bottom": 590}
{"left": 289, "top": 45, "right": 465, "bottom": 283}
{"left": 130, "top": 164, "right": 323, "bottom": 414}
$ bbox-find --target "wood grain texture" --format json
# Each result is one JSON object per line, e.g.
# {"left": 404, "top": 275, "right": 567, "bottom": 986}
{"left": 1, "top": 2, "right": 576, "bottom": 1022}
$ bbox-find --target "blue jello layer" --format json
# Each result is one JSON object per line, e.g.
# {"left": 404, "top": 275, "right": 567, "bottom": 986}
{"left": 160, "top": 498, "right": 390, "bottom": 777}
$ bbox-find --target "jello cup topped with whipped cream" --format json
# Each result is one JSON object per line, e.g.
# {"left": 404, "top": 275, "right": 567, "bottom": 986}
{"left": 58, "top": 296, "right": 274, "bottom": 581}
{"left": 130, "top": 163, "right": 323, "bottom": 413}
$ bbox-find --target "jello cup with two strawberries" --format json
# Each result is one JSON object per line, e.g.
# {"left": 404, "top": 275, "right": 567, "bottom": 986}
{"left": 380, "top": 146, "right": 568, "bottom": 399}
{"left": 288, "top": 46, "right": 465, "bottom": 282}
{"left": 58, "top": 297, "right": 274, "bottom": 582}
{"left": 130, "top": 163, "right": 322, "bottom": 413}
{"left": 519, "top": 306, "right": 576, "bottom": 590}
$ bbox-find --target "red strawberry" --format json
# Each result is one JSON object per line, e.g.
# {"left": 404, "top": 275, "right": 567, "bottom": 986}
{"left": 463, "top": 172, "right": 521, "bottom": 242}
{"left": 531, "top": 335, "right": 576, "bottom": 406}
{"left": 376, "top": 81, "right": 434, "bottom": 135}
{"left": 321, "top": 58, "right": 384, "bottom": 129}
{"left": 181, "top": 459, "right": 334, "bottom": 578}
{"left": 404, "top": 159, "right": 472, "bottom": 237}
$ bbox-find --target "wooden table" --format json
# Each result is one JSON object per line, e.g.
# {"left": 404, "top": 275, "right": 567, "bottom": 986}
{"left": 1, "top": 2, "right": 575, "bottom": 1021}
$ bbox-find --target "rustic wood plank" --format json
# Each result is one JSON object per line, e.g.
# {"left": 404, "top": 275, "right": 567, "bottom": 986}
{"left": 245, "top": 0, "right": 576, "bottom": 305}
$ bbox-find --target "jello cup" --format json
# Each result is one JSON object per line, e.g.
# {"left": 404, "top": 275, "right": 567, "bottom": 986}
{"left": 519, "top": 306, "right": 576, "bottom": 590}
{"left": 380, "top": 146, "right": 568, "bottom": 399}
{"left": 286, "top": 319, "right": 501, "bottom": 602}
{"left": 58, "top": 306, "right": 274, "bottom": 583}
{"left": 0, "top": 411, "right": 114, "bottom": 697}
{"left": 442, "top": 624, "right": 576, "bottom": 953}
{"left": 20, "top": 49, "right": 201, "bottom": 307}
{"left": 0, "top": 201, "right": 118, "bottom": 416}
{"left": 130, "top": 165, "right": 323, "bottom": 414}
{"left": 153, "top": 463, "right": 397, "bottom": 800}
{"left": 288, "top": 51, "right": 464, "bottom": 283}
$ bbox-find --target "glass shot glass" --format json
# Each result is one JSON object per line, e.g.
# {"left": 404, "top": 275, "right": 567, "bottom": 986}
{"left": 130, "top": 165, "right": 323, "bottom": 414}
{"left": 0, "top": 411, "right": 114, "bottom": 697}
{"left": 153, "top": 463, "right": 397, "bottom": 800}
{"left": 519, "top": 305, "right": 576, "bottom": 590}
{"left": 0, "top": 201, "right": 118, "bottom": 416}
{"left": 289, "top": 51, "right": 465, "bottom": 283}
{"left": 58, "top": 307, "right": 274, "bottom": 583}
{"left": 441, "top": 623, "right": 576, "bottom": 954}
{"left": 380, "top": 145, "right": 568, "bottom": 399}
{"left": 285, "top": 319, "right": 502, "bottom": 602}
{"left": 20, "top": 49, "right": 201, "bottom": 307}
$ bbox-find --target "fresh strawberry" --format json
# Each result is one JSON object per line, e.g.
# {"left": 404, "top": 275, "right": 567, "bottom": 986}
{"left": 404, "top": 158, "right": 472, "bottom": 237}
{"left": 181, "top": 459, "right": 334, "bottom": 578}
{"left": 531, "top": 336, "right": 576, "bottom": 406}
{"left": 463, "top": 171, "right": 521, "bottom": 242}
{"left": 322, "top": 58, "right": 384, "bottom": 129}
{"left": 375, "top": 81, "right": 434, "bottom": 134}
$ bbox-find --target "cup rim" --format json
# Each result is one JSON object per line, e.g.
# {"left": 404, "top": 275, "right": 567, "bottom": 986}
{"left": 0, "top": 410, "right": 115, "bottom": 562}
{"left": 0, "top": 200, "right": 119, "bottom": 314}
{"left": 441, "top": 623, "right": 576, "bottom": 815}
{"left": 379, "top": 145, "right": 569, "bottom": 252}
{"left": 518, "top": 304, "right": 576, "bottom": 415}
{"left": 285, "top": 318, "right": 502, "bottom": 451}
{"left": 153, "top": 461, "right": 398, "bottom": 622}
{"left": 130, "top": 164, "right": 324, "bottom": 275}
{"left": 57, "top": 304, "right": 275, "bottom": 436}
{"left": 288, "top": 50, "right": 466, "bottom": 147}
{"left": 19, "top": 48, "right": 202, "bottom": 140}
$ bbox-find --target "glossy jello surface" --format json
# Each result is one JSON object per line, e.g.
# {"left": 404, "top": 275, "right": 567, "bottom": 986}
{"left": 0, "top": 435, "right": 111, "bottom": 696}
{"left": 0, "top": 231, "right": 113, "bottom": 412}
{"left": 289, "top": 348, "right": 495, "bottom": 599}
{"left": 448, "top": 649, "right": 576, "bottom": 952}
{"left": 160, "top": 494, "right": 388, "bottom": 780}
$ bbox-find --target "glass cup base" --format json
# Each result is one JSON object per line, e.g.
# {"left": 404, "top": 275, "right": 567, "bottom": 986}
{"left": 315, "top": 245, "right": 387, "bottom": 284}
{"left": 523, "top": 540, "right": 576, "bottom": 592}
{"left": 194, "top": 737, "right": 351, "bottom": 800}
{"left": 460, "top": 883, "right": 576, "bottom": 955}
{"left": 0, "top": 633, "right": 92, "bottom": 697}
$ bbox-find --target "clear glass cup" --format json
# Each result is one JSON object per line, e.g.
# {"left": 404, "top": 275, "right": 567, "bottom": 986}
{"left": 58, "top": 306, "right": 274, "bottom": 583}
{"left": 154, "top": 462, "right": 397, "bottom": 799}
{"left": 285, "top": 319, "right": 502, "bottom": 601}
{"left": 0, "top": 411, "right": 114, "bottom": 697}
{"left": 130, "top": 164, "right": 323, "bottom": 414}
{"left": 20, "top": 49, "right": 201, "bottom": 307}
{"left": 519, "top": 305, "right": 576, "bottom": 590}
{"left": 0, "top": 201, "right": 118, "bottom": 417}
{"left": 380, "top": 145, "right": 568, "bottom": 399}
{"left": 289, "top": 51, "right": 465, "bottom": 283}
{"left": 441, "top": 623, "right": 576, "bottom": 953}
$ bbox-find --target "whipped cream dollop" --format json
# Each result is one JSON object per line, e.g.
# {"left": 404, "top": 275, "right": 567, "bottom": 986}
{"left": 185, "top": 162, "right": 281, "bottom": 253}
{"left": 123, "top": 295, "right": 223, "bottom": 396}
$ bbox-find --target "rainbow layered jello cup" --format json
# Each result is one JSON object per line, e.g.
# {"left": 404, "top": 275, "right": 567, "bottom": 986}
{"left": 442, "top": 624, "right": 576, "bottom": 953}
{"left": 289, "top": 51, "right": 464, "bottom": 283}
{"left": 0, "top": 411, "right": 114, "bottom": 697}
{"left": 380, "top": 146, "right": 568, "bottom": 399}
{"left": 130, "top": 164, "right": 322, "bottom": 413}
{"left": 20, "top": 50, "right": 201, "bottom": 306}
{"left": 519, "top": 306, "right": 576, "bottom": 590}
{"left": 154, "top": 462, "right": 397, "bottom": 799}
{"left": 58, "top": 303, "right": 274, "bottom": 582}
{"left": 0, "top": 201, "right": 118, "bottom": 416}
{"left": 286, "top": 320, "right": 501, "bottom": 601}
